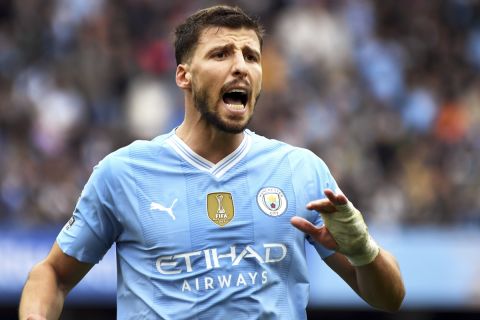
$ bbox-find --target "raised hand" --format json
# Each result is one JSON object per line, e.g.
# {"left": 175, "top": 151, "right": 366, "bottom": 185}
{"left": 291, "top": 189, "right": 379, "bottom": 266}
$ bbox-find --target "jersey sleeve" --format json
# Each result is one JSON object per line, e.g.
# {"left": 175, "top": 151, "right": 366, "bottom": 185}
{"left": 57, "top": 154, "right": 122, "bottom": 264}
{"left": 304, "top": 152, "right": 339, "bottom": 259}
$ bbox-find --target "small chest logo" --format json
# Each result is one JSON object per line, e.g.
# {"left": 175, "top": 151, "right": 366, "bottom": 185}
{"left": 207, "top": 192, "right": 234, "bottom": 227}
{"left": 150, "top": 199, "right": 178, "bottom": 220}
{"left": 257, "top": 187, "right": 287, "bottom": 217}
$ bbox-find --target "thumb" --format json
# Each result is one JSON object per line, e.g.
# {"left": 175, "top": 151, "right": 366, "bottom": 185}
{"left": 290, "top": 216, "right": 317, "bottom": 235}
{"left": 291, "top": 216, "right": 338, "bottom": 250}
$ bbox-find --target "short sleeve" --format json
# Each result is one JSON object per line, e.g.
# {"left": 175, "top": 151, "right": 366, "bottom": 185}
{"left": 57, "top": 155, "right": 122, "bottom": 264}
{"left": 304, "top": 153, "right": 339, "bottom": 260}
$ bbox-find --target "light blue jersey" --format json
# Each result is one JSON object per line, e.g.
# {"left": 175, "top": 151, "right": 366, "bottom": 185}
{"left": 57, "top": 129, "right": 337, "bottom": 320}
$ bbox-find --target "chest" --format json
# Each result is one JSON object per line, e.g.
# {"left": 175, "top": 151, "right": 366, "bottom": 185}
{"left": 122, "top": 159, "right": 312, "bottom": 256}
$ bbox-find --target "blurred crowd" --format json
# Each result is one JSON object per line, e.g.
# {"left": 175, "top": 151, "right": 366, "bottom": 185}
{"left": 0, "top": 0, "right": 479, "bottom": 229}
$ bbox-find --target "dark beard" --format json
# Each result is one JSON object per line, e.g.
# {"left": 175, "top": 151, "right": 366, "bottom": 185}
{"left": 193, "top": 86, "right": 257, "bottom": 134}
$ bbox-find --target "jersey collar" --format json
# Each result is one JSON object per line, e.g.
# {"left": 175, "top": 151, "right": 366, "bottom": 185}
{"left": 167, "top": 130, "right": 252, "bottom": 178}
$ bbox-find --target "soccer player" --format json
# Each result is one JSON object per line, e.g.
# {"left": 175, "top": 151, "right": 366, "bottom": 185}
{"left": 19, "top": 5, "right": 405, "bottom": 319}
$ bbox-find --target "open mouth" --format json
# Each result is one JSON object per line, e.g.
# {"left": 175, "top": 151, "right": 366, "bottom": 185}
{"left": 222, "top": 89, "right": 248, "bottom": 110}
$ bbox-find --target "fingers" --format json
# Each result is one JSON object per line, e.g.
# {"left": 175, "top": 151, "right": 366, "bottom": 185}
{"left": 323, "top": 189, "right": 348, "bottom": 205}
{"left": 290, "top": 216, "right": 318, "bottom": 235}
{"left": 306, "top": 189, "right": 349, "bottom": 213}
{"left": 297, "top": 189, "right": 349, "bottom": 252}
{"left": 290, "top": 216, "right": 338, "bottom": 250}
{"left": 306, "top": 199, "right": 336, "bottom": 213}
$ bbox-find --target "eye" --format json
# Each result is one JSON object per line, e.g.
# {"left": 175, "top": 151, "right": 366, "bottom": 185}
{"left": 212, "top": 51, "right": 227, "bottom": 60}
{"left": 245, "top": 53, "right": 259, "bottom": 63}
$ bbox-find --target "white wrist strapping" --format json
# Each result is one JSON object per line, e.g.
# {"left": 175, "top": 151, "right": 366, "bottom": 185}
{"left": 321, "top": 202, "right": 379, "bottom": 266}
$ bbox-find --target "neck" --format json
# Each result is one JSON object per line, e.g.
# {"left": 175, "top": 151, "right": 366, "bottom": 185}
{"left": 176, "top": 121, "right": 244, "bottom": 164}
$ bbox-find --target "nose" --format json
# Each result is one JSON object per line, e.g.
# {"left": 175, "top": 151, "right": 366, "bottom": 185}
{"left": 231, "top": 51, "right": 248, "bottom": 78}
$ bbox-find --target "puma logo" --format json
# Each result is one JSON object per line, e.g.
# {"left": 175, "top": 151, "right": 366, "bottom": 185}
{"left": 150, "top": 199, "right": 178, "bottom": 220}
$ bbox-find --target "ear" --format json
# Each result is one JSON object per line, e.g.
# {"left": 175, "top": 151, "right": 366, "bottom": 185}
{"left": 176, "top": 64, "right": 191, "bottom": 89}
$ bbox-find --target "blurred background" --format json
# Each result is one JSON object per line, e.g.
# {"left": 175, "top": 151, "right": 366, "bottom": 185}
{"left": 0, "top": 0, "right": 479, "bottom": 319}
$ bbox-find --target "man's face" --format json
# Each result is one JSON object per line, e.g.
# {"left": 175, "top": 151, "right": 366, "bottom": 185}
{"left": 187, "top": 27, "right": 262, "bottom": 133}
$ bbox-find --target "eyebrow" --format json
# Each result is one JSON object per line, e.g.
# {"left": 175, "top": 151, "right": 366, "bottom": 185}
{"left": 205, "top": 43, "right": 261, "bottom": 58}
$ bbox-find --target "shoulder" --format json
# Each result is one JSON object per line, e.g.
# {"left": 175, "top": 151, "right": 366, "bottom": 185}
{"left": 247, "top": 129, "right": 326, "bottom": 166}
{"left": 94, "top": 131, "right": 175, "bottom": 174}
{"left": 109, "top": 131, "right": 174, "bottom": 161}
{"left": 247, "top": 130, "right": 333, "bottom": 185}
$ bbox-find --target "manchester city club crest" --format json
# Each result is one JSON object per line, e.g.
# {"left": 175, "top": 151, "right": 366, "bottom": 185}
{"left": 207, "top": 192, "right": 235, "bottom": 227}
{"left": 257, "top": 187, "right": 287, "bottom": 217}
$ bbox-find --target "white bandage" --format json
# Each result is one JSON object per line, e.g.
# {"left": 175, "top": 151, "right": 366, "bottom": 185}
{"left": 321, "top": 202, "right": 379, "bottom": 266}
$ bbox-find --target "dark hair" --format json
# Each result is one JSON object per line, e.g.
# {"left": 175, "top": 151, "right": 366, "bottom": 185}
{"left": 174, "top": 5, "right": 264, "bottom": 65}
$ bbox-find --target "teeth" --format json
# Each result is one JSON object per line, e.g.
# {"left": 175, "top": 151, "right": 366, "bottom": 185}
{"left": 226, "top": 104, "right": 245, "bottom": 111}
{"left": 228, "top": 89, "right": 247, "bottom": 94}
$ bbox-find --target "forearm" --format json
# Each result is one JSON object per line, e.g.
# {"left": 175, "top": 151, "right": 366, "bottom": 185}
{"left": 294, "top": 190, "right": 405, "bottom": 311}
{"left": 355, "top": 249, "right": 405, "bottom": 312}
{"left": 19, "top": 262, "right": 67, "bottom": 320}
